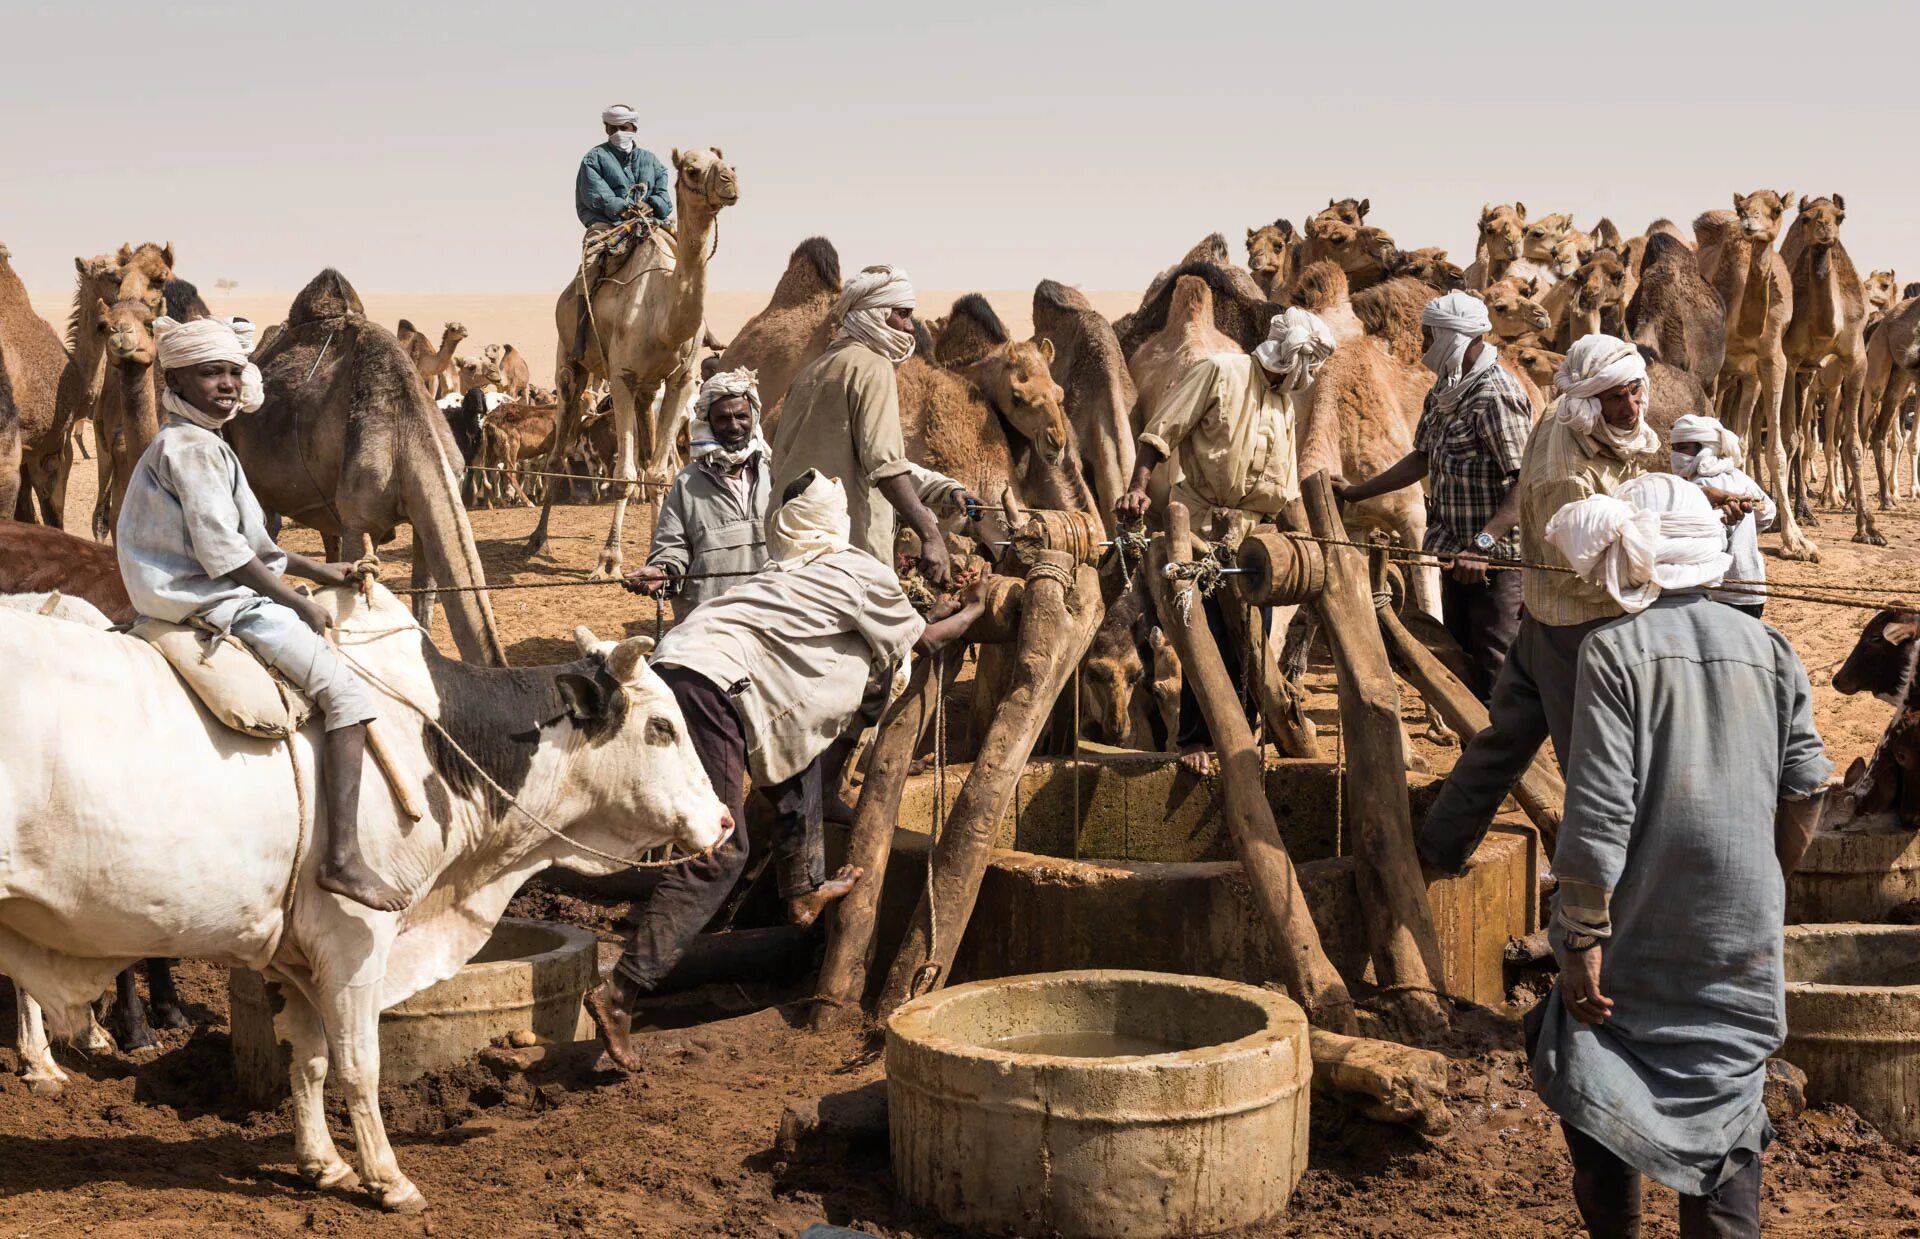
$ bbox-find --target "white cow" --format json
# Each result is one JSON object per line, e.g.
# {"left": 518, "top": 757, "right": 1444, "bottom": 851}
{"left": 0, "top": 584, "right": 729, "bottom": 1213}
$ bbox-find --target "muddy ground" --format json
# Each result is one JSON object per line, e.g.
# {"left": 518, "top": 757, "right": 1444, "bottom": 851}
{"left": 7, "top": 465, "right": 1920, "bottom": 1237}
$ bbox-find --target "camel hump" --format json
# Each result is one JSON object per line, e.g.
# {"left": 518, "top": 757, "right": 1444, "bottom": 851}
{"left": 1692, "top": 210, "right": 1738, "bottom": 249}
{"left": 950, "top": 294, "right": 1008, "bottom": 343}
{"left": 1034, "top": 279, "right": 1092, "bottom": 315}
{"left": 1641, "top": 231, "right": 1691, "bottom": 269}
{"left": 289, "top": 268, "right": 365, "bottom": 324}
{"left": 783, "top": 236, "right": 841, "bottom": 295}
{"left": 1291, "top": 260, "right": 1349, "bottom": 312}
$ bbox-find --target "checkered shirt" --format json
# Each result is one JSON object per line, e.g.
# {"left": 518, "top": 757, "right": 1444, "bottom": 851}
{"left": 1412, "top": 360, "right": 1535, "bottom": 560}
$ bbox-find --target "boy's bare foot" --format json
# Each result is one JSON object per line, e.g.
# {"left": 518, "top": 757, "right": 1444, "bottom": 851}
{"left": 786, "top": 865, "right": 865, "bottom": 928}
{"left": 584, "top": 978, "right": 644, "bottom": 1072}
{"left": 317, "top": 859, "right": 411, "bottom": 912}
{"left": 1177, "top": 745, "right": 1214, "bottom": 778}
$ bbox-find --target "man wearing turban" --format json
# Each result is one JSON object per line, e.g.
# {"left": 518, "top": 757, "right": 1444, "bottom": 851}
{"left": 1670, "top": 414, "right": 1773, "bottom": 618}
{"left": 1115, "top": 307, "right": 1335, "bottom": 775}
{"left": 769, "top": 265, "right": 976, "bottom": 587}
{"left": 569, "top": 104, "right": 674, "bottom": 361}
{"left": 116, "top": 317, "right": 407, "bottom": 912}
{"left": 1336, "top": 291, "right": 1538, "bottom": 700}
{"left": 1530, "top": 473, "right": 1829, "bottom": 1239}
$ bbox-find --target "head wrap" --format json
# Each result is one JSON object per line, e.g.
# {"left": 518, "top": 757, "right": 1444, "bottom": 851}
{"left": 1252, "top": 308, "right": 1336, "bottom": 391}
{"left": 768, "top": 470, "right": 853, "bottom": 568}
{"left": 1553, "top": 335, "right": 1658, "bottom": 454}
{"left": 834, "top": 265, "right": 917, "bottom": 365}
{"left": 1420, "top": 290, "right": 1497, "bottom": 394}
{"left": 1669, "top": 413, "right": 1743, "bottom": 479}
{"left": 601, "top": 104, "right": 638, "bottom": 128}
{"left": 689, "top": 367, "right": 767, "bottom": 469}
{"left": 1544, "top": 472, "right": 1731, "bottom": 614}
{"left": 154, "top": 316, "right": 264, "bottom": 430}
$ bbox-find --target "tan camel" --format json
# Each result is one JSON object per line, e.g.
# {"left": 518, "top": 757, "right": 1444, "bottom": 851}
{"left": 1510, "top": 343, "right": 1564, "bottom": 394}
{"left": 1127, "top": 275, "right": 1240, "bottom": 429}
{"left": 1520, "top": 213, "right": 1575, "bottom": 282}
{"left": 1862, "top": 292, "right": 1920, "bottom": 508}
{"left": 233, "top": 269, "right": 508, "bottom": 664}
{"left": 1696, "top": 191, "right": 1810, "bottom": 558}
{"left": 1288, "top": 261, "right": 1366, "bottom": 344}
{"left": 1480, "top": 274, "right": 1552, "bottom": 345}
{"left": 480, "top": 343, "right": 531, "bottom": 400}
{"left": 1543, "top": 250, "right": 1632, "bottom": 348}
{"left": 1780, "top": 194, "right": 1876, "bottom": 543}
{"left": 1465, "top": 203, "right": 1527, "bottom": 290}
{"left": 1388, "top": 248, "right": 1466, "bottom": 292}
{"left": 89, "top": 298, "right": 163, "bottom": 538}
{"left": 0, "top": 244, "right": 76, "bottom": 525}
{"left": 1549, "top": 223, "right": 1599, "bottom": 282}
{"left": 455, "top": 355, "right": 504, "bottom": 394}
{"left": 1626, "top": 232, "right": 1727, "bottom": 387}
{"left": 1864, "top": 270, "right": 1898, "bottom": 322}
{"left": 405, "top": 323, "right": 466, "bottom": 398}
{"left": 1246, "top": 219, "right": 1301, "bottom": 298}
{"left": 715, "top": 237, "right": 840, "bottom": 418}
{"left": 1299, "top": 212, "right": 1398, "bottom": 293}
{"left": 45, "top": 254, "right": 129, "bottom": 521}
{"left": 533, "top": 147, "right": 739, "bottom": 577}
{"left": 1032, "top": 280, "right": 1137, "bottom": 528}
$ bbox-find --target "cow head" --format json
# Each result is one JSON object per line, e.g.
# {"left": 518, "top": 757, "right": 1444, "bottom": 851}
{"left": 547, "top": 627, "right": 733, "bottom": 873}
{"left": 1833, "top": 609, "right": 1920, "bottom": 705}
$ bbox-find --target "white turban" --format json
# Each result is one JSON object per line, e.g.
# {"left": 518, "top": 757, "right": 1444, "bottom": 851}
{"left": 1544, "top": 472, "right": 1731, "bottom": 613}
{"left": 834, "top": 265, "right": 917, "bottom": 365}
{"left": 1420, "top": 291, "right": 1494, "bottom": 387}
{"left": 768, "top": 470, "right": 852, "bottom": 568}
{"left": 1669, "top": 413, "right": 1744, "bottom": 479}
{"left": 1253, "top": 308, "right": 1336, "bottom": 391}
{"left": 1553, "top": 335, "right": 1658, "bottom": 454}
{"left": 601, "top": 104, "right": 638, "bottom": 128}
{"left": 689, "top": 367, "right": 768, "bottom": 468}
{"left": 154, "top": 315, "right": 265, "bottom": 429}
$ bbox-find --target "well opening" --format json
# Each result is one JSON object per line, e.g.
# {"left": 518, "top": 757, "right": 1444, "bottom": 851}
{"left": 1784, "top": 924, "right": 1920, "bottom": 987}
{"left": 925, "top": 974, "right": 1267, "bottom": 1058}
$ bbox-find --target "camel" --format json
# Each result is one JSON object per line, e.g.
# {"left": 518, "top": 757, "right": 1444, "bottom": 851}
{"left": 1518, "top": 213, "right": 1575, "bottom": 285}
{"left": 455, "top": 355, "right": 504, "bottom": 394}
{"left": 1387, "top": 248, "right": 1466, "bottom": 292}
{"left": 1480, "top": 274, "right": 1552, "bottom": 346}
{"left": 88, "top": 297, "right": 163, "bottom": 539}
{"left": 1126, "top": 273, "right": 1248, "bottom": 424}
{"left": 1, "top": 244, "right": 80, "bottom": 525}
{"left": 478, "top": 401, "right": 559, "bottom": 508}
{"left": 1510, "top": 343, "right": 1564, "bottom": 395}
{"left": 1118, "top": 261, "right": 1285, "bottom": 361}
{"left": 1465, "top": 204, "right": 1527, "bottom": 290}
{"left": 232, "top": 269, "right": 508, "bottom": 665}
{"left": 480, "top": 342, "right": 531, "bottom": 400}
{"left": 1864, "top": 270, "right": 1899, "bottom": 322}
{"left": 1032, "top": 280, "right": 1137, "bottom": 528}
{"left": 1862, "top": 292, "right": 1920, "bottom": 509}
{"left": 1543, "top": 250, "right": 1632, "bottom": 348}
{"left": 1779, "top": 194, "right": 1876, "bottom": 543}
{"left": 0, "top": 341, "right": 17, "bottom": 521}
{"left": 41, "top": 253, "right": 130, "bottom": 523}
{"left": 1287, "top": 261, "right": 1366, "bottom": 343}
{"left": 532, "top": 146, "right": 740, "bottom": 577}
{"left": 401, "top": 322, "right": 467, "bottom": 398}
{"left": 1298, "top": 212, "right": 1398, "bottom": 294}
{"left": 1625, "top": 232, "right": 1727, "bottom": 388}
{"left": 1246, "top": 220, "right": 1302, "bottom": 298}
{"left": 1549, "top": 222, "right": 1600, "bottom": 282}
{"left": 1077, "top": 569, "right": 1179, "bottom": 752}
{"left": 718, "top": 237, "right": 841, "bottom": 417}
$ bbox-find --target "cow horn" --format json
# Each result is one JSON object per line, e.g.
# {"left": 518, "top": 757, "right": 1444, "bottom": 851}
{"left": 573, "top": 625, "right": 613, "bottom": 657}
{"left": 606, "top": 637, "right": 650, "bottom": 683}
{"left": 1888, "top": 620, "right": 1919, "bottom": 646}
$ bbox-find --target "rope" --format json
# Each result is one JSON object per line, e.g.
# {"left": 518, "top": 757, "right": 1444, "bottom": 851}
{"left": 282, "top": 741, "right": 311, "bottom": 921}
{"left": 464, "top": 463, "right": 673, "bottom": 489}
{"left": 386, "top": 567, "right": 762, "bottom": 598}
{"left": 1161, "top": 544, "right": 1232, "bottom": 623}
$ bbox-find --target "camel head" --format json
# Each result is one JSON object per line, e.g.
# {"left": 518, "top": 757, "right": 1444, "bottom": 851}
{"left": 1482, "top": 276, "right": 1551, "bottom": 340}
{"left": 482, "top": 342, "right": 505, "bottom": 365}
{"left": 1246, "top": 219, "right": 1299, "bottom": 292}
{"left": 1314, "top": 198, "right": 1370, "bottom": 228}
{"left": 1390, "top": 247, "right": 1465, "bottom": 291}
{"left": 440, "top": 322, "right": 468, "bottom": 348}
{"left": 1865, "top": 269, "right": 1899, "bottom": 313}
{"left": 1551, "top": 227, "right": 1598, "bottom": 279}
{"left": 1077, "top": 578, "right": 1169, "bottom": 746}
{"left": 1305, "top": 215, "right": 1398, "bottom": 279}
{"left": 1522, "top": 213, "right": 1573, "bottom": 263}
{"left": 1733, "top": 190, "right": 1792, "bottom": 243}
{"left": 1512, "top": 344, "right": 1564, "bottom": 393}
{"left": 457, "top": 356, "right": 503, "bottom": 393}
{"left": 972, "top": 339, "right": 1068, "bottom": 463}
{"left": 1795, "top": 195, "right": 1846, "bottom": 249}
{"left": 1567, "top": 251, "right": 1631, "bottom": 336}
{"left": 672, "top": 147, "right": 740, "bottom": 216}
{"left": 111, "top": 242, "right": 176, "bottom": 317}
{"left": 96, "top": 297, "right": 157, "bottom": 367}
{"left": 1478, "top": 203, "right": 1526, "bottom": 262}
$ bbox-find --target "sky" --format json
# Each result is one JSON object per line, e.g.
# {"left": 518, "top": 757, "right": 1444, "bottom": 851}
{"left": 3, "top": 0, "right": 1916, "bottom": 298}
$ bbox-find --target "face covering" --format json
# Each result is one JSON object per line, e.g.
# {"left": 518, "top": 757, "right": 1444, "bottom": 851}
{"left": 1422, "top": 328, "right": 1472, "bottom": 380}
{"left": 609, "top": 130, "right": 637, "bottom": 153}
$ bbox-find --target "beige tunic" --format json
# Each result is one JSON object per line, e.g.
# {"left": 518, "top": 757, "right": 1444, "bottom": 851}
{"left": 771, "top": 338, "right": 917, "bottom": 564}
{"left": 1139, "top": 352, "right": 1302, "bottom": 527}
{"left": 1515, "top": 410, "right": 1650, "bottom": 628}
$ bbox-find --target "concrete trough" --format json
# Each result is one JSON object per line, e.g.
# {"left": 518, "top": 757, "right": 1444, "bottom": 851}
{"left": 1781, "top": 922, "right": 1920, "bottom": 1143}
{"left": 230, "top": 917, "right": 597, "bottom": 1104}
{"left": 1787, "top": 822, "right": 1920, "bottom": 924}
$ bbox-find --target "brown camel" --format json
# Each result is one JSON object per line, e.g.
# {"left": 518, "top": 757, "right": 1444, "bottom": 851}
{"left": 455, "top": 355, "right": 504, "bottom": 395}
{"left": 43, "top": 253, "right": 129, "bottom": 523}
{"left": 536, "top": 146, "right": 740, "bottom": 577}
{"left": 1481, "top": 274, "right": 1553, "bottom": 346}
{"left": 1246, "top": 219, "right": 1302, "bottom": 298}
{"left": 1387, "top": 247, "right": 1466, "bottom": 292}
{"left": 88, "top": 297, "right": 163, "bottom": 539}
{"left": 480, "top": 343, "right": 531, "bottom": 400}
{"left": 1544, "top": 250, "right": 1633, "bottom": 348}
{"left": 1299, "top": 212, "right": 1399, "bottom": 294}
{"left": 1125, "top": 274, "right": 1242, "bottom": 431}
{"left": 1519, "top": 213, "right": 1575, "bottom": 284}
{"left": 1626, "top": 232, "right": 1728, "bottom": 387}
{"left": 233, "top": 269, "right": 508, "bottom": 664}
{"left": 1510, "top": 343, "right": 1564, "bottom": 394}
{"left": 1, "top": 244, "right": 80, "bottom": 525}
{"left": 1465, "top": 203, "right": 1527, "bottom": 290}
{"left": 1695, "top": 192, "right": 1806, "bottom": 556}
{"left": 478, "top": 401, "right": 559, "bottom": 508}
{"left": 716, "top": 237, "right": 841, "bottom": 418}
{"left": 1861, "top": 291, "right": 1920, "bottom": 509}
{"left": 1077, "top": 569, "right": 1179, "bottom": 752}
{"left": 1780, "top": 194, "right": 1876, "bottom": 542}
{"left": 0, "top": 338, "right": 18, "bottom": 521}
{"left": 1288, "top": 261, "right": 1366, "bottom": 343}
{"left": 1032, "top": 280, "right": 1137, "bottom": 528}
{"left": 402, "top": 322, "right": 466, "bottom": 398}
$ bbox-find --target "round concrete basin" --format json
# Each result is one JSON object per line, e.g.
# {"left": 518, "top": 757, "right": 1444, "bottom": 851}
{"left": 231, "top": 917, "right": 597, "bottom": 1103}
{"left": 1782, "top": 923, "right": 1920, "bottom": 1142}
{"left": 886, "top": 969, "right": 1309, "bottom": 1238}
{"left": 1787, "top": 825, "right": 1920, "bottom": 924}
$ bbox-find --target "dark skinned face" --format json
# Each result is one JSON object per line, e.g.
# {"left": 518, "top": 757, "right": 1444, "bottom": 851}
{"left": 1597, "top": 381, "right": 1643, "bottom": 429}
{"left": 706, "top": 395, "right": 754, "bottom": 449}
{"left": 166, "top": 360, "right": 246, "bottom": 419}
{"left": 885, "top": 306, "right": 914, "bottom": 334}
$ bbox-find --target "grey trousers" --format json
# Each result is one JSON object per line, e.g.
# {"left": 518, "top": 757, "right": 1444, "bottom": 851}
{"left": 1416, "top": 613, "right": 1608, "bottom": 874}
{"left": 1563, "top": 1122, "right": 1761, "bottom": 1239}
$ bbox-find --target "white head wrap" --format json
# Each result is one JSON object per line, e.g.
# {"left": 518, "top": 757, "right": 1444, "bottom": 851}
{"left": 1553, "top": 335, "right": 1658, "bottom": 454}
{"left": 1669, "top": 413, "right": 1743, "bottom": 479}
{"left": 1420, "top": 291, "right": 1495, "bottom": 387}
{"left": 768, "top": 470, "right": 853, "bottom": 568}
{"left": 1544, "top": 472, "right": 1731, "bottom": 614}
{"left": 1253, "top": 308, "right": 1336, "bottom": 391}
{"left": 689, "top": 367, "right": 768, "bottom": 469}
{"left": 154, "top": 316, "right": 265, "bottom": 429}
{"left": 601, "top": 104, "right": 638, "bottom": 128}
{"left": 834, "top": 265, "right": 917, "bottom": 365}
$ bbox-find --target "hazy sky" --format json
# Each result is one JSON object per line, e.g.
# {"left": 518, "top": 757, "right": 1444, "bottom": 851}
{"left": 4, "top": 0, "right": 1916, "bottom": 298}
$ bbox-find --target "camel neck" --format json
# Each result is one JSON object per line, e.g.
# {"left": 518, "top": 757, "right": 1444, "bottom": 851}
{"left": 665, "top": 203, "right": 716, "bottom": 341}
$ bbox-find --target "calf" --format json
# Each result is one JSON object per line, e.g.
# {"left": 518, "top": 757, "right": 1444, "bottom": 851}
{"left": 0, "top": 519, "right": 133, "bottom": 621}
{"left": 1829, "top": 609, "right": 1920, "bottom": 827}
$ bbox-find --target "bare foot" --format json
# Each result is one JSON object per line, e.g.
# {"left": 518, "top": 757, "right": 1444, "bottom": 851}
{"left": 584, "top": 979, "right": 643, "bottom": 1072}
{"left": 787, "top": 865, "right": 865, "bottom": 928}
{"left": 1177, "top": 745, "right": 1213, "bottom": 778}
{"left": 317, "top": 859, "right": 411, "bottom": 912}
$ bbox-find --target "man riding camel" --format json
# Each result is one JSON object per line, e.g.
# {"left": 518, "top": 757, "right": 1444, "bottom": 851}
{"left": 570, "top": 103, "right": 673, "bottom": 362}
{"left": 115, "top": 316, "right": 407, "bottom": 912}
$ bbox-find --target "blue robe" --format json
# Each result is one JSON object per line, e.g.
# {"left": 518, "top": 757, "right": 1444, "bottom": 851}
{"left": 575, "top": 141, "right": 672, "bottom": 228}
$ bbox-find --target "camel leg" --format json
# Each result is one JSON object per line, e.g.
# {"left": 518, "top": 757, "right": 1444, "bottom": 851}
{"left": 1820, "top": 379, "right": 1846, "bottom": 510}
{"left": 1785, "top": 370, "right": 1817, "bottom": 525}
{"left": 277, "top": 980, "right": 358, "bottom": 1191}
{"left": 13, "top": 990, "right": 68, "bottom": 1097}
{"left": 410, "top": 553, "right": 437, "bottom": 632}
{"left": 319, "top": 980, "right": 424, "bottom": 1212}
{"left": 591, "top": 378, "right": 657, "bottom": 580}
{"left": 1873, "top": 375, "right": 1912, "bottom": 511}
{"left": 525, "top": 354, "right": 590, "bottom": 559}
{"left": 1841, "top": 367, "right": 1884, "bottom": 545}
{"left": 1764, "top": 354, "right": 1818, "bottom": 561}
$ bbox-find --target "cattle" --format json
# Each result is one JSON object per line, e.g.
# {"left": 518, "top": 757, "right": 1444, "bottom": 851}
{"left": 0, "top": 584, "right": 729, "bottom": 1213}
{"left": 1829, "top": 609, "right": 1920, "bottom": 829}
{"left": 0, "top": 519, "right": 134, "bottom": 622}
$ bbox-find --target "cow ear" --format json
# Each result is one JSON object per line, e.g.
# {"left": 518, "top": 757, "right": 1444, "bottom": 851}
{"left": 555, "top": 672, "right": 611, "bottom": 722}
{"left": 1886, "top": 620, "right": 1919, "bottom": 646}
{"left": 606, "top": 636, "right": 653, "bottom": 683}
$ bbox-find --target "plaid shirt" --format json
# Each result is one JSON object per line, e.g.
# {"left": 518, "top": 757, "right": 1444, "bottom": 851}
{"left": 1412, "top": 359, "right": 1535, "bottom": 560}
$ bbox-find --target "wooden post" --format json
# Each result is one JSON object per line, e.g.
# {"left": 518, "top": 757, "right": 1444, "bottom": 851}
{"left": 877, "top": 552, "right": 1103, "bottom": 1015}
{"left": 809, "top": 653, "right": 948, "bottom": 1029}
{"left": 1300, "top": 472, "right": 1450, "bottom": 1037}
{"left": 1145, "top": 505, "right": 1357, "bottom": 1033}
{"left": 1219, "top": 598, "right": 1322, "bottom": 759}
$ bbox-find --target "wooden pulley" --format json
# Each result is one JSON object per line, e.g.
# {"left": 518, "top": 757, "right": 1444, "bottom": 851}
{"left": 1234, "top": 527, "right": 1326, "bottom": 606}
{"left": 1010, "top": 509, "right": 1104, "bottom": 568}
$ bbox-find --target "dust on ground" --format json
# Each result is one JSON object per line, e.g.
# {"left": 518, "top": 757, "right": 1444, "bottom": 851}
{"left": 9, "top": 463, "right": 1920, "bottom": 1236}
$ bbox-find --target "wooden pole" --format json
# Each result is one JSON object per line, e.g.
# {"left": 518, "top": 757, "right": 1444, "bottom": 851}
{"left": 1300, "top": 472, "right": 1450, "bottom": 1037}
{"left": 1219, "top": 597, "right": 1322, "bottom": 759}
{"left": 809, "top": 653, "right": 947, "bottom": 1029}
{"left": 877, "top": 552, "right": 1103, "bottom": 1015}
{"left": 1144, "top": 505, "right": 1357, "bottom": 1033}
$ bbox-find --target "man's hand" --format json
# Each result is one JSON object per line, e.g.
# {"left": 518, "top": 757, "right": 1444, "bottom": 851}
{"left": 309, "top": 561, "right": 356, "bottom": 589}
{"left": 1450, "top": 550, "right": 1491, "bottom": 586}
{"left": 1558, "top": 942, "right": 1613, "bottom": 1025}
{"left": 1331, "top": 477, "right": 1355, "bottom": 505}
{"left": 292, "top": 595, "right": 334, "bottom": 637}
{"left": 1701, "top": 485, "right": 1756, "bottom": 524}
{"left": 1115, "top": 487, "right": 1152, "bottom": 521}
{"left": 918, "top": 538, "right": 955, "bottom": 589}
{"left": 953, "top": 489, "right": 985, "bottom": 522}
{"left": 623, "top": 565, "right": 674, "bottom": 597}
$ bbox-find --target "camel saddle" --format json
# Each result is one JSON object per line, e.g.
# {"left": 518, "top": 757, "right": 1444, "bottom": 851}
{"left": 131, "top": 617, "right": 311, "bottom": 739}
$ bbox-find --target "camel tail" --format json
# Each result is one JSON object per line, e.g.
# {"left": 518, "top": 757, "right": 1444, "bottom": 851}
{"left": 402, "top": 421, "right": 511, "bottom": 666}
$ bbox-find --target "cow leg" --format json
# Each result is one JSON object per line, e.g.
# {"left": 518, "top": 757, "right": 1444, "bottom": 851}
{"left": 321, "top": 982, "right": 424, "bottom": 1213}
{"left": 275, "top": 981, "right": 357, "bottom": 1191}
{"left": 110, "top": 965, "right": 156, "bottom": 1051}
{"left": 144, "top": 959, "right": 190, "bottom": 1030}
{"left": 14, "top": 993, "right": 67, "bottom": 1097}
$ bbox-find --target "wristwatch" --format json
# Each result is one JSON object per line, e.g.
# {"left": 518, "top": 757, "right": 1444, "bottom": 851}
{"left": 1471, "top": 532, "right": 1498, "bottom": 554}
